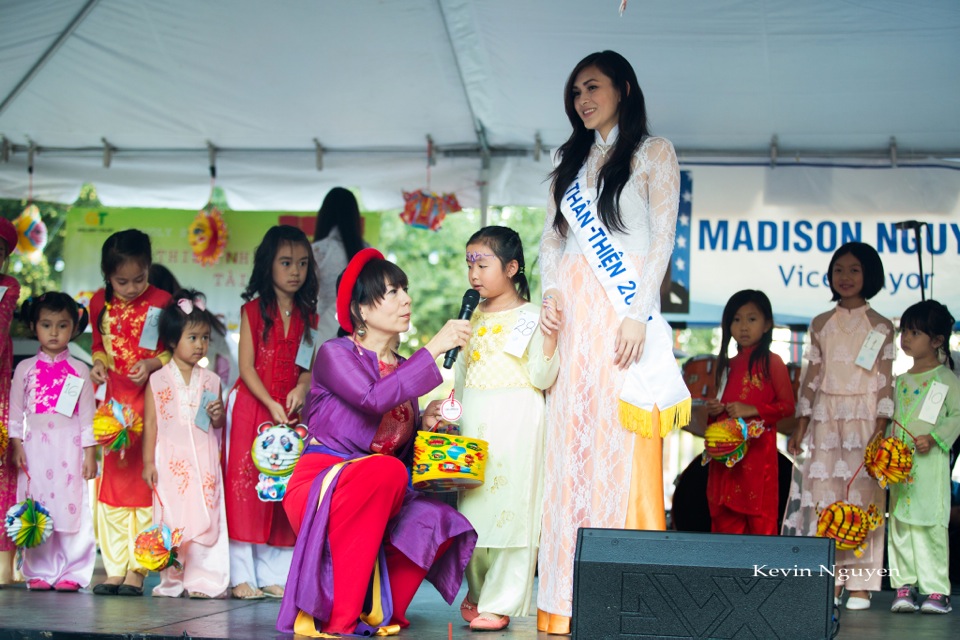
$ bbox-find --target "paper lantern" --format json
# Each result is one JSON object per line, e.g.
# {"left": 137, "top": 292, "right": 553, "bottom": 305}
{"left": 255, "top": 473, "right": 290, "bottom": 502}
{"left": 864, "top": 436, "right": 914, "bottom": 489}
{"left": 13, "top": 204, "right": 47, "bottom": 263}
{"left": 5, "top": 498, "right": 54, "bottom": 549}
{"left": 700, "top": 418, "right": 765, "bottom": 468}
{"left": 93, "top": 399, "right": 143, "bottom": 457}
{"left": 399, "top": 190, "right": 461, "bottom": 231}
{"left": 816, "top": 501, "right": 882, "bottom": 557}
{"left": 251, "top": 422, "right": 307, "bottom": 477}
{"left": 188, "top": 205, "right": 228, "bottom": 266}
{"left": 134, "top": 523, "right": 183, "bottom": 572}
{"left": 411, "top": 431, "right": 488, "bottom": 492}
{"left": 73, "top": 290, "right": 97, "bottom": 311}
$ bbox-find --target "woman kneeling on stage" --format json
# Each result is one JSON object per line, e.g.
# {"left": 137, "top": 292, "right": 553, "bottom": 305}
{"left": 277, "top": 248, "right": 477, "bottom": 637}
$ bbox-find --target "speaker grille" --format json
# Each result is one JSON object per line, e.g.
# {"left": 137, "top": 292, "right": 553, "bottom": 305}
{"left": 572, "top": 528, "right": 835, "bottom": 640}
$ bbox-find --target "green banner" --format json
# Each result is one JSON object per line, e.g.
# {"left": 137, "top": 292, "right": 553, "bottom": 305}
{"left": 63, "top": 207, "right": 380, "bottom": 330}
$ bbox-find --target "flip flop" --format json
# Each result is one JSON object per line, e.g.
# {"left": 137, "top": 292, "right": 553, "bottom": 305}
{"left": 231, "top": 583, "right": 265, "bottom": 600}
{"left": 261, "top": 585, "right": 284, "bottom": 598}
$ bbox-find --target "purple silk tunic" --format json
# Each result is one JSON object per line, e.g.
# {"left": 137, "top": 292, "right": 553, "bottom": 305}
{"left": 277, "top": 337, "right": 477, "bottom": 634}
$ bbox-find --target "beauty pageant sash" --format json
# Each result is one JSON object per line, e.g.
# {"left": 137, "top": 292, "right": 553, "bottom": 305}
{"left": 558, "top": 165, "right": 691, "bottom": 437}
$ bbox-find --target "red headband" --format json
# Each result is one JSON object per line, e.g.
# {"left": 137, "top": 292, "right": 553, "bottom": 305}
{"left": 336, "top": 247, "right": 385, "bottom": 333}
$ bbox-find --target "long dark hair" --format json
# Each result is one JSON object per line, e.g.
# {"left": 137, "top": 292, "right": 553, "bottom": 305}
{"left": 716, "top": 289, "right": 775, "bottom": 388}
{"left": 550, "top": 50, "right": 650, "bottom": 236}
{"left": 242, "top": 225, "right": 319, "bottom": 343}
{"left": 466, "top": 226, "right": 530, "bottom": 302}
{"left": 900, "top": 299, "right": 956, "bottom": 370}
{"left": 314, "top": 187, "right": 364, "bottom": 260}
{"left": 97, "top": 229, "right": 152, "bottom": 332}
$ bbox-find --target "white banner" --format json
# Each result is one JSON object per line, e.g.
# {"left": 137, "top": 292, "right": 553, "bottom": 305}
{"left": 663, "top": 164, "right": 960, "bottom": 326}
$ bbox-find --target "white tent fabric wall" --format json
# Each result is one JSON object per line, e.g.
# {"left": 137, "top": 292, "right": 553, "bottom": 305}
{"left": 1, "top": 0, "right": 959, "bottom": 210}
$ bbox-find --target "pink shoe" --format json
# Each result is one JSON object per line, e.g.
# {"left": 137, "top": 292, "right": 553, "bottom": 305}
{"left": 460, "top": 596, "right": 479, "bottom": 623}
{"left": 27, "top": 579, "right": 53, "bottom": 591}
{"left": 470, "top": 614, "right": 510, "bottom": 632}
{"left": 54, "top": 581, "right": 81, "bottom": 592}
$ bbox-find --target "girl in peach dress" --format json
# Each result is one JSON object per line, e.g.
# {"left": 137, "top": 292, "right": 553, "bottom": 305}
{"left": 142, "top": 290, "right": 228, "bottom": 598}
{"left": 783, "top": 242, "right": 895, "bottom": 611}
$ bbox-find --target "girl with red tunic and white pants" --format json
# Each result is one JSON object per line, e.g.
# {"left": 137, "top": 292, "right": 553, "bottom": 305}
{"left": 224, "top": 226, "right": 318, "bottom": 599}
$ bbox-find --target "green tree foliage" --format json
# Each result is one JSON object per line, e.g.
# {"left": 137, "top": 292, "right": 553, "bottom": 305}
{"left": 0, "top": 183, "right": 100, "bottom": 338}
{"left": 377, "top": 206, "right": 546, "bottom": 358}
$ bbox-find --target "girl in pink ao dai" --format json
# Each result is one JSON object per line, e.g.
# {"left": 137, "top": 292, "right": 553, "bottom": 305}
{"left": 142, "top": 290, "right": 228, "bottom": 598}
{"left": 9, "top": 294, "right": 97, "bottom": 591}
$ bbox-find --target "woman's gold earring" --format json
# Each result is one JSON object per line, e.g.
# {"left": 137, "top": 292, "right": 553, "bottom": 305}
{"left": 356, "top": 327, "right": 367, "bottom": 337}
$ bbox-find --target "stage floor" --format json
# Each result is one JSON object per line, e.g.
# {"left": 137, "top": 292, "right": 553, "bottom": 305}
{"left": 1, "top": 576, "right": 958, "bottom": 640}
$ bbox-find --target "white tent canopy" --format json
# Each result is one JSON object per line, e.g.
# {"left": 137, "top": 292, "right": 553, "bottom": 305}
{"left": 1, "top": 0, "right": 959, "bottom": 210}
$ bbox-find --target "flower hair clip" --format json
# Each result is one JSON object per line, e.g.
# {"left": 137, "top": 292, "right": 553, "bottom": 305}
{"left": 466, "top": 252, "right": 494, "bottom": 263}
{"left": 177, "top": 296, "right": 206, "bottom": 315}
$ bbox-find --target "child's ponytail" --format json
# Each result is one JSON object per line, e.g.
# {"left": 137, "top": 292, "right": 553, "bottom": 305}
{"left": 466, "top": 226, "right": 530, "bottom": 302}
{"left": 900, "top": 299, "right": 956, "bottom": 370}
{"left": 97, "top": 229, "right": 153, "bottom": 332}
{"left": 21, "top": 292, "right": 87, "bottom": 337}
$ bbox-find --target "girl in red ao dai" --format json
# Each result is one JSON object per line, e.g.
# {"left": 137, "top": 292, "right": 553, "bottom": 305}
{"left": 705, "top": 290, "right": 795, "bottom": 535}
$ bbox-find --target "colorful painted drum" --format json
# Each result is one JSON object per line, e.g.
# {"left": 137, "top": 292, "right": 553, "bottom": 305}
{"left": 411, "top": 431, "right": 487, "bottom": 492}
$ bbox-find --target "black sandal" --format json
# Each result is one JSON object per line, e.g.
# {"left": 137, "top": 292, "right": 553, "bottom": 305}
{"left": 117, "top": 584, "right": 144, "bottom": 596}
{"left": 93, "top": 583, "right": 120, "bottom": 596}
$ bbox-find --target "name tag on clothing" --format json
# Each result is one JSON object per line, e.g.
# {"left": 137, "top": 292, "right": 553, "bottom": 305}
{"left": 854, "top": 330, "right": 884, "bottom": 370}
{"left": 503, "top": 310, "right": 539, "bottom": 358}
{"left": 195, "top": 389, "right": 220, "bottom": 432}
{"left": 918, "top": 380, "right": 949, "bottom": 424}
{"left": 296, "top": 328, "right": 318, "bottom": 370}
{"left": 138, "top": 306, "right": 162, "bottom": 351}
{"left": 54, "top": 374, "right": 84, "bottom": 417}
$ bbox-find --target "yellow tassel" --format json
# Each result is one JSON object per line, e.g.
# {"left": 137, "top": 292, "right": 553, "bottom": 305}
{"left": 619, "top": 401, "right": 652, "bottom": 436}
{"left": 619, "top": 397, "right": 692, "bottom": 438}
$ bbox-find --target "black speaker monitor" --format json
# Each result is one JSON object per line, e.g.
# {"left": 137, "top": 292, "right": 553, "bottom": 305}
{"left": 572, "top": 528, "right": 835, "bottom": 640}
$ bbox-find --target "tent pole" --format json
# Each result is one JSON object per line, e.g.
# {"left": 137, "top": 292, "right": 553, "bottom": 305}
{"left": 0, "top": 0, "right": 102, "bottom": 118}
{"left": 479, "top": 167, "right": 490, "bottom": 227}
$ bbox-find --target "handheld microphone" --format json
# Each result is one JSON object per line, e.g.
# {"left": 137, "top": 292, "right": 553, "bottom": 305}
{"left": 894, "top": 220, "right": 922, "bottom": 230}
{"left": 443, "top": 289, "right": 481, "bottom": 369}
